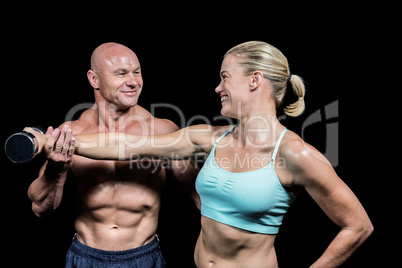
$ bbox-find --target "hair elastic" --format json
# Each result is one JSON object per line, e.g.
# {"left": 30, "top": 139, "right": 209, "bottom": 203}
{"left": 287, "top": 73, "right": 292, "bottom": 83}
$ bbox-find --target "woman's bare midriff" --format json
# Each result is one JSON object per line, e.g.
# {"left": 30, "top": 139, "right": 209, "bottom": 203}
{"left": 194, "top": 216, "right": 278, "bottom": 268}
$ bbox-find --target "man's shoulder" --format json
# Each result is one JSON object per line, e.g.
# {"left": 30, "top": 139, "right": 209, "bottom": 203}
{"left": 59, "top": 108, "right": 96, "bottom": 134}
{"left": 59, "top": 120, "right": 91, "bottom": 134}
{"left": 151, "top": 117, "right": 179, "bottom": 134}
{"left": 129, "top": 105, "right": 179, "bottom": 135}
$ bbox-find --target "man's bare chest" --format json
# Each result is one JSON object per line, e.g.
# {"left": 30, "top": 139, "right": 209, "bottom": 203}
{"left": 70, "top": 155, "right": 165, "bottom": 184}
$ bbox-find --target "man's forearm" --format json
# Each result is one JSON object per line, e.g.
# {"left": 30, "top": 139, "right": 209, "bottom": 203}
{"left": 28, "top": 164, "right": 68, "bottom": 217}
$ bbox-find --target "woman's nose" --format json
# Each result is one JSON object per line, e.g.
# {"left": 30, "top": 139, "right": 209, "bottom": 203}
{"left": 215, "top": 80, "right": 223, "bottom": 93}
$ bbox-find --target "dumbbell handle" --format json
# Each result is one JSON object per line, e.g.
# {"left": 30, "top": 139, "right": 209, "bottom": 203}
{"left": 5, "top": 127, "right": 45, "bottom": 163}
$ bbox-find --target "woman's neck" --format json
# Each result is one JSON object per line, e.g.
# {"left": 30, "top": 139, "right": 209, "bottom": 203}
{"left": 234, "top": 108, "right": 284, "bottom": 148}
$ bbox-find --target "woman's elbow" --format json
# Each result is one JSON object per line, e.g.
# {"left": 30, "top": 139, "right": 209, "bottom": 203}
{"left": 363, "top": 220, "right": 374, "bottom": 240}
{"left": 355, "top": 218, "right": 374, "bottom": 243}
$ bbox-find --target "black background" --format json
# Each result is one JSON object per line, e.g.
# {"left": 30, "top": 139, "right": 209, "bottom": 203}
{"left": 1, "top": 7, "right": 391, "bottom": 267}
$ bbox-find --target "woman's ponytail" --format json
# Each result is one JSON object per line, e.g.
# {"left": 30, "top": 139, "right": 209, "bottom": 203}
{"left": 284, "top": 74, "right": 305, "bottom": 117}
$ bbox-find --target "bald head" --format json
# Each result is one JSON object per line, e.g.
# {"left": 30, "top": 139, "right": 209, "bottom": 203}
{"left": 90, "top": 42, "right": 138, "bottom": 73}
{"left": 87, "top": 42, "right": 143, "bottom": 107}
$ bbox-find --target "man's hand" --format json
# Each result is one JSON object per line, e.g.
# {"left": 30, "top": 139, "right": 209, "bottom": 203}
{"left": 23, "top": 125, "right": 75, "bottom": 177}
{"left": 43, "top": 125, "right": 76, "bottom": 175}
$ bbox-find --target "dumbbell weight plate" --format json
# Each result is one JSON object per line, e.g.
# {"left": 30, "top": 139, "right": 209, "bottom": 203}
{"left": 4, "top": 127, "right": 45, "bottom": 164}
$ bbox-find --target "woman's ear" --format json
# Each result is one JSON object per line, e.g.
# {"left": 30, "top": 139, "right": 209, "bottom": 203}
{"left": 250, "top": 71, "right": 264, "bottom": 91}
{"left": 87, "top": 70, "right": 100, "bottom": 90}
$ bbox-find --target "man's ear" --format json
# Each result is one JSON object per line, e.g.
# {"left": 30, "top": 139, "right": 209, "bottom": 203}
{"left": 250, "top": 71, "right": 264, "bottom": 91}
{"left": 87, "top": 70, "right": 100, "bottom": 90}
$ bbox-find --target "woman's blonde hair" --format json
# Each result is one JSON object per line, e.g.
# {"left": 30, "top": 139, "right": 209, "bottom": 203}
{"left": 225, "top": 41, "right": 305, "bottom": 117}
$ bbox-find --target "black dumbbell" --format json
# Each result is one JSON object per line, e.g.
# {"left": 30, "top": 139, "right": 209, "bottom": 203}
{"left": 5, "top": 127, "right": 45, "bottom": 163}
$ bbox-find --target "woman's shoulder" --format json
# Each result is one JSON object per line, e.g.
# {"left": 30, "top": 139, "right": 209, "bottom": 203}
{"left": 280, "top": 130, "right": 331, "bottom": 169}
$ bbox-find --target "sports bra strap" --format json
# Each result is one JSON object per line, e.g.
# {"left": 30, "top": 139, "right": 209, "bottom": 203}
{"left": 214, "top": 126, "right": 287, "bottom": 163}
{"left": 270, "top": 129, "right": 288, "bottom": 163}
{"left": 215, "top": 125, "right": 237, "bottom": 144}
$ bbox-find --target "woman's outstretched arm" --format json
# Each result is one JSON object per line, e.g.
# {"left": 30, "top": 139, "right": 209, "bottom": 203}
{"left": 23, "top": 124, "right": 226, "bottom": 161}
{"left": 74, "top": 125, "right": 209, "bottom": 160}
{"left": 74, "top": 127, "right": 201, "bottom": 160}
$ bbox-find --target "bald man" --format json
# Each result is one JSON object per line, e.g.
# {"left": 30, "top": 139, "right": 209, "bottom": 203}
{"left": 27, "top": 43, "right": 199, "bottom": 267}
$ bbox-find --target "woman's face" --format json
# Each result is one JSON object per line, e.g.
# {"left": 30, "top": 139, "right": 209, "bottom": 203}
{"left": 215, "top": 54, "right": 251, "bottom": 118}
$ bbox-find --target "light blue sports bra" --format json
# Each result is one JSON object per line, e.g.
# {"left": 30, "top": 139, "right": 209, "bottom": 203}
{"left": 196, "top": 125, "right": 296, "bottom": 234}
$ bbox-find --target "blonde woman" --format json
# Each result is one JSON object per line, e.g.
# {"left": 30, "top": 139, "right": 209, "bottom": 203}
{"left": 28, "top": 41, "right": 373, "bottom": 267}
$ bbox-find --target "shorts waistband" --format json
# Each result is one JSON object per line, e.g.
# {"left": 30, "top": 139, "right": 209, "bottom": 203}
{"left": 69, "top": 234, "right": 161, "bottom": 263}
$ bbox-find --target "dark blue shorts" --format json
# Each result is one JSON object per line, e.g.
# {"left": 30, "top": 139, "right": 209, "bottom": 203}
{"left": 65, "top": 235, "right": 166, "bottom": 268}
